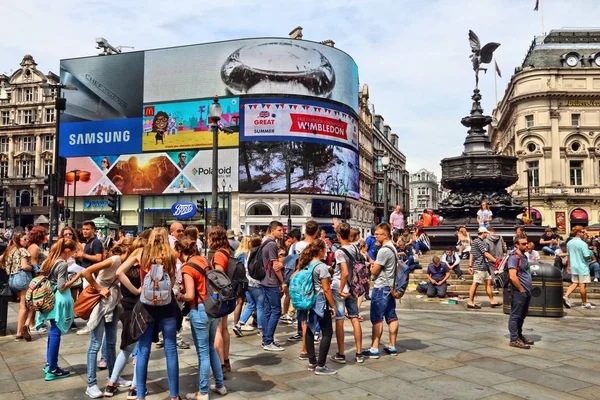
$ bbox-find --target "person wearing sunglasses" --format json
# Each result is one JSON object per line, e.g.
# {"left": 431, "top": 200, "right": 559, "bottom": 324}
{"left": 507, "top": 238, "right": 534, "bottom": 349}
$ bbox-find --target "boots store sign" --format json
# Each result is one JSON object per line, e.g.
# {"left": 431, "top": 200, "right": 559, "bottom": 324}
{"left": 170, "top": 202, "right": 196, "bottom": 219}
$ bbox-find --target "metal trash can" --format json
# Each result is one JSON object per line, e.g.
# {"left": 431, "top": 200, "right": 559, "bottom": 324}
{"left": 503, "top": 262, "right": 564, "bottom": 317}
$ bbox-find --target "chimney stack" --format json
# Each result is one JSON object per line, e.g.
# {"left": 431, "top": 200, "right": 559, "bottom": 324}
{"left": 320, "top": 40, "right": 335, "bottom": 47}
{"left": 289, "top": 26, "right": 303, "bottom": 40}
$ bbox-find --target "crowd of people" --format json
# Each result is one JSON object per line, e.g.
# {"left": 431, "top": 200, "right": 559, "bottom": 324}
{"left": 0, "top": 218, "right": 409, "bottom": 399}
{"left": 1, "top": 203, "right": 599, "bottom": 398}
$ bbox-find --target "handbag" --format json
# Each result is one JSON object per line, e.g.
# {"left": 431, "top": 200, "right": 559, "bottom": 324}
{"left": 73, "top": 278, "right": 119, "bottom": 320}
{"left": 9, "top": 270, "right": 33, "bottom": 292}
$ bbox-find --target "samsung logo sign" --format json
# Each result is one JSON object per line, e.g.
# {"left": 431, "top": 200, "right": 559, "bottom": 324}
{"left": 69, "top": 131, "right": 131, "bottom": 145}
{"left": 171, "top": 201, "right": 196, "bottom": 219}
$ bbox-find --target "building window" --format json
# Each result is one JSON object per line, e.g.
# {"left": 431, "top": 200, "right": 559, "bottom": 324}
{"left": 42, "top": 188, "right": 50, "bottom": 207}
{"left": 527, "top": 142, "right": 537, "bottom": 152}
{"left": 22, "top": 136, "right": 34, "bottom": 152}
{"left": 570, "top": 161, "right": 583, "bottom": 186}
{"left": 375, "top": 156, "right": 382, "bottom": 173}
{"left": 45, "top": 108, "right": 55, "bottom": 123}
{"left": 43, "top": 159, "right": 53, "bottom": 176}
{"left": 526, "top": 161, "right": 540, "bottom": 187}
{"left": 17, "top": 160, "right": 33, "bottom": 178}
{"left": 0, "top": 161, "right": 7, "bottom": 178}
{"left": 23, "top": 109, "right": 33, "bottom": 124}
{"left": 376, "top": 182, "right": 383, "bottom": 203}
{"left": 246, "top": 203, "right": 272, "bottom": 216}
{"left": 525, "top": 114, "right": 534, "bottom": 128}
{"left": 571, "top": 113, "right": 580, "bottom": 127}
{"left": 571, "top": 141, "right": 581, "bottom": 152}
{"left": 24, "top": 88, "right": 33, "bottom": 102}
{"left": 0, "top": 137, "right": 8, "bottom": 153}
{"left": 44, "top": 135, "right": 53, "bottom": 151}
{"left": 1, "top": 111, "right": 9, "bottom": 125}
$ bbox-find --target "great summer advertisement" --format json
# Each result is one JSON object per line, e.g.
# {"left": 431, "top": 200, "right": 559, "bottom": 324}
{"left": 59, "top": 38, "right": 360, "bottom": 198}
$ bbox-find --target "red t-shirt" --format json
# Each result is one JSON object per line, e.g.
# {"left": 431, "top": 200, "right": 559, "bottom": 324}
{"left": 181, "top": 255, "right": 210, "bottom": 308}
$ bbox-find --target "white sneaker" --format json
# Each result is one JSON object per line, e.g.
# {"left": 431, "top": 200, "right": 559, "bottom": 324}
{"left": 563, "top": 296, "right": 572, "bottom": 309}
{"left": 31, "top": 326, "right": 47, "bottom": 333}
{"left": 116, "top": 377, "right": 132, "bottom": 387}
{"left": 76, "top": 327, "right": 91, "bottom": 335}
{"left": 210, "top": 384, "right": 228, "bottom": 395}
{"left": 86, "top": 385, "right": 104, "bottom": 399}
{"left": 594, "top": 278, "right": 599, "bottom": 282}
{"left": 263, "top": 343, "right": 285, "bottom": 352}
{"left": 582, "top": 303, "right": 596, "bottom": 310}
{"left": 240, "top": 324, "right": 255, "bottom": 331}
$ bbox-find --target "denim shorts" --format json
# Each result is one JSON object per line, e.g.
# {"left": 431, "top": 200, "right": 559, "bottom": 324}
{"left": 370, "top": 286, "right": 397, "bottom": 324}
{"left": 333, "top": 291, "right": 359, "bottom": 320}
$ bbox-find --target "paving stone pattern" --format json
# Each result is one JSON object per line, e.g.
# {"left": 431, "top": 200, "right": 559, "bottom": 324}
{"left": 1, "top": 301, "right": 600, "bottom": 399}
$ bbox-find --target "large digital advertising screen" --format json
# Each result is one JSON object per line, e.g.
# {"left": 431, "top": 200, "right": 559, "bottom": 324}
{"left": 241, "top": 98, "right": 358, "bottom": 150}
{"left": 65, "top": 149, "right": 238, "bottom": 196}
{"left": 142, "top": 97, "right": 239, "bottom": 152}
{"left": 144, "top": 38, "right": 359, "bottom": 112}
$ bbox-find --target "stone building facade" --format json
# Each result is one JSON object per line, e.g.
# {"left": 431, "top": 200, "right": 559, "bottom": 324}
{"left": 0, "top": 55, "right": 57, "bottom": 228}
{"left": 409, "top": 168, "right": 440, "bottom": 224}
{"left": 490, "top": 29, "right": 600, "bottom": 233}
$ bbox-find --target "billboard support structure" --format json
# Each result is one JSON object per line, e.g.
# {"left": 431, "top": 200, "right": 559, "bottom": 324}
{"left": 209, "top": 97, "right": 223, "bottom": 227}
{"left": 286, "top": 143, "right": 292, "bottom": 233}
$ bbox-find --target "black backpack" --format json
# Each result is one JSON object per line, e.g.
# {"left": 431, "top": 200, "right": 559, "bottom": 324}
{"left": 186, "top": 261, "right": 236, "bottom": 318}
{"left": 247, "top": 239, "right": 274, "bottom": 281}
{"left": 215, "top": 249, "right": 248, "bottom": 298}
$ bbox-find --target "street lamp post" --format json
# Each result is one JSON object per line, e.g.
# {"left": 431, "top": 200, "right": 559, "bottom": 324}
{"left": 525, "top": 168, "right": 532, "bottom": 224}
{"left": 209, "top": 97, "right": 223, "bottom": 227}
{"left": 70, "top": 169, "right": 80, "bottom": 228}
{"left": 342, "top": 189, "right": 348, "bottom": 223}
{"left": 286, "top": 143, "right": 292, "bottom": 233}
{"left": 382, "top": 153, "right": 390, "bottom": 223}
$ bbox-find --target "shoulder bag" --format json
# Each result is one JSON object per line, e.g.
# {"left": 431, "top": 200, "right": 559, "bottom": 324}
{"left": 73, "top": 278, "right": 119, "bottom": 320}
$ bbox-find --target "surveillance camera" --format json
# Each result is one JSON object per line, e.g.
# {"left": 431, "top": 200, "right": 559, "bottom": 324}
{"left": 95, "top": 37, "right": 107, "bottom": 46}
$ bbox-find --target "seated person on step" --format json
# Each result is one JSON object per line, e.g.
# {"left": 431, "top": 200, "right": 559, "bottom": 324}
{"left": 426, "top": 256, "right": 451, "bottom": 298}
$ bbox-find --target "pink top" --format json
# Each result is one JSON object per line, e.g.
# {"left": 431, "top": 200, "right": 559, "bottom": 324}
{"left": 389, "top": 211, "right": 405, "bottom": 229}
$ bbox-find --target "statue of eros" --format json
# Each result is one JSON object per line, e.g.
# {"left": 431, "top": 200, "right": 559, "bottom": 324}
{"left": 469, "top": 30, "right": 500, "bottom": 88}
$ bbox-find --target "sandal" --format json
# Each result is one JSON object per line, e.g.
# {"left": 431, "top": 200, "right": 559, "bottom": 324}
{"left": 490, "top": 303, "right": 501, "bottom": 308}
{"left": 22, "top": 325, "right": 32, "bottom": 342}
{"left": 467, "top": 303, "right": 481, "bottom": 309}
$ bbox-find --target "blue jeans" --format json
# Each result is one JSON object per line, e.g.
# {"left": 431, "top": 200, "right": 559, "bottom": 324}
{"left": 190, "top": 304, "right": 224, "bottom": 395}
{"left": 240, "top": 286, "right": 264, "bottom": 328}
{"left": 426, "top": 282, "right": 447, "bottom": 298}
{"left": 589, "top": 262, "right": 600, "bottom": 279}
{"left": 412, "top": 241, "right": 430, "bottom": 254}
{"left": 509, "top": 290, "right": 531, "bottom": 341}
{"left": 109, "top": 343, "right": 137, "bottom": 385}
{"left": 87, "top": 309, "right": 118, "bottom": 386}
{"left": 262, "top": 286, "right": 281, "bottom": 345}
{"left": 136, "top": 317, "right": 179, "bottom": 399}
{"left": 370, "top": 287, "right": 397, "bottom": 324}
{"left": 542, "top": 245, "right": 559, "bottom": 255}
{"left": 46, "top": 320, "right": 61, "bottom": 370}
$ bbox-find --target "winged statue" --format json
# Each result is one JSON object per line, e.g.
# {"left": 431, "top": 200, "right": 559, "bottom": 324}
{"left": 469, "top": 30, "right": 500, "bottom": 88}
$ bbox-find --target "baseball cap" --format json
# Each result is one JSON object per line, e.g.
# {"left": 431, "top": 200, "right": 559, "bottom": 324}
{"left": 478, "top": 227, "right": 490, "bottom": 234}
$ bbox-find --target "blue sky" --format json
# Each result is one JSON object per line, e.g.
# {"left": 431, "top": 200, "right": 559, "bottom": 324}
{"left": 4, "top": 0, "right": 600, "bottom": 180}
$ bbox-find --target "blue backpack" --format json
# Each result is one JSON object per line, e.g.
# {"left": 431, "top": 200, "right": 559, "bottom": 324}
{"left": 283, "top": 243, "right": 300, "bottom": 284}
{"left": 381, "top": 245, "right": 410, "bottom": 299}
{"left": 289, "top": 260, "right": 319, "bottom": 310}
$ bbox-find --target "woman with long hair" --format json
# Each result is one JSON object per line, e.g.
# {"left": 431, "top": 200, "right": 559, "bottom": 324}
{"left": 27, "top": 226, "right": 49, "bottom": 333}
{"left": 457, "top": 226, "right": 472, "bottom": 260}
{"left": 185, "top": 226, "right": 203, "bottom": 255}
{"left": 0, "top": 232, "right": 34, "bottom": 340}
{"left": 208, "top": 227, "right": 233, "bottom": 378}
{"left": 477, "top": 200, "right": 493, "bottom": 228}
{"left": 296, "top": 239, "right": 336, "bottom": 375}
{"left": 411, "top": 225, "right": 431, "bottom": 254}
{"left": 116, "top": 227, "right": 180, "bottom": 400}
{"left": 233, "top": 236, "right": 264, "bottom": 337}
{"left": 59, "top": 226, "right": 84, "bottom": 329}
{"left": 176, "top": 237, "right": 227, "bottom": 400}
{"left": 37, "top": 238, "right": 81, "bottom": 380}
{"left": 81, "top": 241, "right": 132, "bottom": 399}
{"left": 104, "top": 237, "right": 145, "bottom": 398}
{"left": 231, "top": 236, "right": 252, "bottom": 337}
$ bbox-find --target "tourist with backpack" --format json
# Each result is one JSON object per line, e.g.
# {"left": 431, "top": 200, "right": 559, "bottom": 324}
{"left": 507, "top": 237, "right": 534, "bottom": 349}
{"left": 176, "top": 237, "right": 227, "bottom": 400}
{"left": 35, "top": 238, "right": 81, "bottom": 380}
{"left": 115, "top": 228, "right": 181, "bottom": 400}
{"left": 80, "top": 241, "right": 132, "bottom": 398}
{"left": 235, "top": 236, "right": 265, "bottom": 335}
{"left": 280, "top": 229, "right": 301, "bottom": 325}
{"left": 330, "top": 223, "right": 364, "bottom": 364}
{"left": 363, "top": 223, "right": 400, "bottom": 358}
{"left": 256, "top": 221, "right": 286, "bottom": 352}
{"left": 293, "top": 239, "right": 337, "bottom": 375}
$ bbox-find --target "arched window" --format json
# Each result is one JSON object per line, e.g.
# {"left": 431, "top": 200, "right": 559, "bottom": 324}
{"left": 280, "top": 204, "right": 303, "bottom": 216}
{"left": 247, "top": 203, "right": 273, "bottom": 216}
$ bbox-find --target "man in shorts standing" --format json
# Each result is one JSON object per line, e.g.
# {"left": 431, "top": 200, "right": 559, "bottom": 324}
{"left": 467, "top": 227, "right": 500, "bottom": 309}
{"left": 564, "top": 226, "right": 596, "bottom": 310}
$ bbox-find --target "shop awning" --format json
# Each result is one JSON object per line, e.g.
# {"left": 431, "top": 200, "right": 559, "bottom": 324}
{"left": 34, "top": 215, "right": 50, "bottom": 225}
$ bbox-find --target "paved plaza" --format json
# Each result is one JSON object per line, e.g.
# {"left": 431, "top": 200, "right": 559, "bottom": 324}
{"left": 1, "top": 299, "right": 600, "bottom": 400}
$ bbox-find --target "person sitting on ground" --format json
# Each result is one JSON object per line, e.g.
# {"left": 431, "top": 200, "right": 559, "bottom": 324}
{"left": 397, "top": 241, "right": 419, "bottom": 271}
{"left": 441, "top": 246, "right": 465, "bottom": 280}
{"left": 426, "top": 256, "right": 451, "bottom": 298}
{"left": 540, "top": 228, "right": 561, "bottom": 256}
{"left": 525, "top": 242, "right": 540, "bottom": 264}
{"left": 554, "top": 242, "right": 569, "bottom": 280}
{"left": 587, "top": 241, "right": 600, "bottom": 283}
{"left": 411, "top": 225, "right": 430, "bottom": 254}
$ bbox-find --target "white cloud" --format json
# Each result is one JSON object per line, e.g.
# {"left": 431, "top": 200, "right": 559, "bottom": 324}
{"left": 3, "top": 0, "right": 600, "bottom": 181}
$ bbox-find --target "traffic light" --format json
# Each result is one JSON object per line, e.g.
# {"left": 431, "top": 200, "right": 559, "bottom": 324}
{"left": 65, "top": 208, "right": 71, "bottom": 220}
{"left": 107, "top": 191, "right": 118, "bottom": 214}
{"left": 44, "top": 173, "right": 57, "bottom": 196}
{"left": 58, "top": 200, "right": 65, "bottom": 221}
{"left": 196, "top": 198, "right": 205, "bottom": 218}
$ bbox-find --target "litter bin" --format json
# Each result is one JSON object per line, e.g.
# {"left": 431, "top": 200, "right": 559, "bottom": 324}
{"left": 502, "top": 262, "right": 564, "bottom": 317}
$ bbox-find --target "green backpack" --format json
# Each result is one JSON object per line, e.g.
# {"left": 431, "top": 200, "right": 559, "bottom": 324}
{"left": 25, "top": 275, "right": 55, "bottom": 314}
